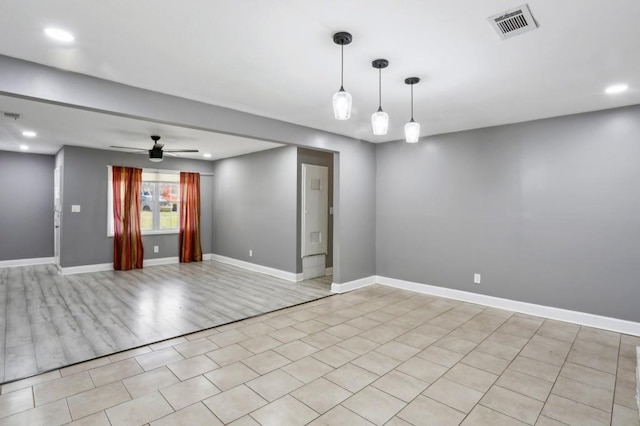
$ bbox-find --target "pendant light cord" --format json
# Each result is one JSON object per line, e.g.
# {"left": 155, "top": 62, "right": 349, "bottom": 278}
{"left": 410, "top": 83, "right": 414, "bottom": 120}
{"left": 340, "top": 45, "right": 344, "bottom": 90}
{"left": 378, "top": 68, "right": 382, "bottom": 108}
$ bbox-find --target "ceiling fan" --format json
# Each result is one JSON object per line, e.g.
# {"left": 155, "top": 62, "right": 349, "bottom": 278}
{"left": 111, "top": 135, "right": 198, "bottom": 162}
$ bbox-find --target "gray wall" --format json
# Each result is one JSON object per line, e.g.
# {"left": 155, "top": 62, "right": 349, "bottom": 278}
{"left": 0, "top": 55, "right": 376, "bottom": 283}
{"left": 297, "top": 147, "right": 334, "bottom": 273}
{"left": 211, "top": 146, "right": 297, "bottom": 273}
{"left": 0, "top": 151, "right": 55, "bottom": 260}
{"left": 60, "top": 145, "right": 214, "bottom": 267}
{"left": 376, "top": 105, "right": 640, "bottom": 322}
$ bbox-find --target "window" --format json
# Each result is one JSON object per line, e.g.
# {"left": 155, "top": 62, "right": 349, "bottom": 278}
{"left": 108, "top": 167, "right": 180, "bottom": 236}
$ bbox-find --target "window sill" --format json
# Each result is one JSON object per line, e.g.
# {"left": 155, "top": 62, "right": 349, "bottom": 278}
{"left": 142, "top": 230, "right": 180, "bottom": 236}
{"left": 107, "top": 230, "right": 179, "bottom": 238}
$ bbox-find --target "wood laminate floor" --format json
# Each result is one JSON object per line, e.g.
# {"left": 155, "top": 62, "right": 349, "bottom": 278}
{"left": 0, "top": 261, "right": 331, "bottom": 384}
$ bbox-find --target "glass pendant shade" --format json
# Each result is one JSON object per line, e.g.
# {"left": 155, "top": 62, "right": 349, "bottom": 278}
{"left": 333, "top": 88, "right": 352, "bottom": 120}
{"left": 371, "top": 108, "right": 389, "bottom": 135}
{"left": 404, "top": 120, "right": 420, "bottom": 143}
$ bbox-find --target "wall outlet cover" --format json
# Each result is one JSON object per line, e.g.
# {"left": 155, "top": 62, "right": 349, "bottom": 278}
{"left": 474, "top": 273, "right": 481, "bottom": 284}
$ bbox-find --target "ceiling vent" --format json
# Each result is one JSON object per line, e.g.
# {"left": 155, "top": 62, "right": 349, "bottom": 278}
{"left": 488, "top": 4, "right": 538, "bottom": 40}
{"left": 2, "top": 112, "right": 21, "bottom": 120}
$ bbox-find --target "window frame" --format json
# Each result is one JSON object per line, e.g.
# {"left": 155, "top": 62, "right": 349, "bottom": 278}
{"left": 107, "top": 166, "right": 180, "bottom": 237}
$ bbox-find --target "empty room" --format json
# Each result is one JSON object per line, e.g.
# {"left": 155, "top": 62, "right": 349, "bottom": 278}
{"left": 0, "top": 1, "right": 639, "bottom": 425}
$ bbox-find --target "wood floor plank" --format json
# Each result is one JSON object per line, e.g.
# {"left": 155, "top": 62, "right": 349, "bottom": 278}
{"left": 1, "top": 261, "right": 331, "bottom": 383}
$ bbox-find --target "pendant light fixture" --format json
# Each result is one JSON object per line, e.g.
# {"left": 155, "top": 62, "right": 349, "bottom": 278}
{"left": 404, "top": 77, "right": 421, "bottom": 143}
{"left": 371, "top": 59, "right": 389, "bottom": 135}
{"left": 332, "top": 31, "right": 353, "bottom": 120}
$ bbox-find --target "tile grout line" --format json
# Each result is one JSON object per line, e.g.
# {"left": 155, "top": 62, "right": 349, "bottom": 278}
{"left": 450, "top": 311, "right": 547, "bottom": 425}
{"left": 355, "top": 301, "right": 502, "bottom": 424}
{"left": 545, "top": 324, "right": 610, "bottom": 424}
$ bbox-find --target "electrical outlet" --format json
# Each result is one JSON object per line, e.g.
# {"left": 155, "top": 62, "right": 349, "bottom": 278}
{"left": 154, "top": 246, "right": 159, "bottom": 253}
{"left": 249, "top": 249, "right": 253, "bottom": 257}
{"left": 474, "top": 273, "right": 481, "bottom": 284}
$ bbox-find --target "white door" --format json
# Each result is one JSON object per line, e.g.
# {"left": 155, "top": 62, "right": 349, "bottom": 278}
{"left": 301, "top": 164, "right": 328, "bottom": 258}
{"left": 54, "top": 166, "right": 61, "bottom": 268}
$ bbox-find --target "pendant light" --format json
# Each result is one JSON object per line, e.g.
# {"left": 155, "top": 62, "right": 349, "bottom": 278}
{"left": 371, "top": 59, "right": 389, "bottom": 135}
{"left": 404, "top": 77, "right": 421, "bottom": 143}
{"left": 332, "top": 32, "right": 353, "bottom": 120}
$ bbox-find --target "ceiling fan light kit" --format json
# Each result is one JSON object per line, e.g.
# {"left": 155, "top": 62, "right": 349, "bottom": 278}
{"left": 149, "top": 135, "right": 164, "bottom": 162}
{"left": 331, "top": 31, "right": 421, "bottom": 142}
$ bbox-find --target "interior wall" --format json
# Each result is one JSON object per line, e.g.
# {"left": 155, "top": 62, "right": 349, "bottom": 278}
{"left": 211, "top": 146, "right": 297, "bottom": 273}
{"left": 296, "top": 147, "right": 334, "bottom": 273}
{"left": 0, "top": 150, "right": 54, "bottom": 261}
{"left": 60, "top": 145, "right": 214, "bottom": 267}
{"left": 0, "top": 55, "right": 376, "bottom": 284}
{"left": 376, "top": 105, "right": 640, "bottom": 322}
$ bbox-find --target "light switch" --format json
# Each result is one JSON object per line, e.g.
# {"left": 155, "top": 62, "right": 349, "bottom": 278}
{"left": 71, "top": 205, "right": 81, "bottom": 213}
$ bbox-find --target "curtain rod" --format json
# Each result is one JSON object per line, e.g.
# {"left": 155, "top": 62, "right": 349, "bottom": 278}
{"left": 107, "top": 165, "right": 214, "bottom": 176}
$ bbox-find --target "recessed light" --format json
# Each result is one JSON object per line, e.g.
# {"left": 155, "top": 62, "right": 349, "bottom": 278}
{"left": 44, "top": 27, "right": 75, "bottom": 42}
{"left": 20, "top": 145, "right": 29, "bottom": 151}
{"left": 605, "top": 84, "right": 628, "bottom": 95}
{"left": 203, "top": 153, "right": 212, "bottom": 158}
{"left": 22, "top": 130, "right": 37, "bottom": 138}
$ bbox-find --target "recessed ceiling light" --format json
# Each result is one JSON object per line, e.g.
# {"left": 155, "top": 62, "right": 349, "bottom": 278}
{"left": 20, "top": 145, "right": 29, "bottom": 151}
{"left": 44, "top": 27, "right": 75, "bottom": 42}
{"left": 203, "top": 153, "right": 212, "bottom": 158}
{"left": 605, "top": 84, "right": 628, "bottom": 95}
{"left": 22, "top": 130, "right": 37, "bottom": 138}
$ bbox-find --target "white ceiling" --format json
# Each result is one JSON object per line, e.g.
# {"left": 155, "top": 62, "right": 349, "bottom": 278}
{"left": 0, "top": 95, "right": 282, "bottom": 159}
{"left": 0, "top": 0, "right": 639, "bottom": 147}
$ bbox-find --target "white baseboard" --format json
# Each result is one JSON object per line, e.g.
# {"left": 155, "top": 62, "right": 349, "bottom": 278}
{"left": 59, "top": 254, "right": 213, "bottom": 275}
{"left": 376, "top": 276, "right": 640, "bottom": 337}
{"left": 209, "top": 254, "right": 300, "bottom": 282}
{"left": 636, "top": 347, "right": 640, "bottom": 416}
{"left": 203, "top": 253, "right": 213, "bottom": 261}
{"left": 144, "top": 257, "right": 179, "bottom": 266}
{"left": 0, "top": 257, "right": 54, "bottom": 268}
{"left": 326, "top": 267, "right": 334, "bottom": 276}
{"left": 60, "top": 263, "right": 113, "bottom": 275}
{"left": 331, "top": 275, "right": 377, "bottom": 293}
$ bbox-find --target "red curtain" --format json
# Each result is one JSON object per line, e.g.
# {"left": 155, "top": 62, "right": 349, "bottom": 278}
{"left": 112, "top": 166, "right": 144, "bottom": 270}
{"left": 179, "top": 172, "right": 202, "bottom": 262}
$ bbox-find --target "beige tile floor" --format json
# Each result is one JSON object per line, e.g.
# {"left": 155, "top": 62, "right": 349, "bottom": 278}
{"left": 0, "top": 284, "right": 638, "bottom": 425}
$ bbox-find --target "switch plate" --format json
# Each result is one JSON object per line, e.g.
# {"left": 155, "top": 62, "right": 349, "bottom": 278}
{"left": 153, "top": 246, "right": 159, "bottom": 253}
{"left": 71, "top": 205, "right": 81, "bottom": 213}
{"left": 249, "top": 249, "right": 253, "bottom": 257}
{"left": 474, "top": 273, "right": 481, "bottom": 284}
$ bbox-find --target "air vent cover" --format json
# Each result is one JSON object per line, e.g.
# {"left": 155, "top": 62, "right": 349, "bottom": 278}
{"left": 488, "top": 4, "right": 538, "bottom": 40}
{"left": 2, "top": 112, "right": 21, "bottom": 120}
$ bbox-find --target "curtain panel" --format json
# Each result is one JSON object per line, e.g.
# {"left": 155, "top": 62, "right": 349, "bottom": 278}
{"left": 179, "top": 172, "right": 202, "bottom": 262}
{"left": 112, "top": 166, "right": 144, "bottom": 270}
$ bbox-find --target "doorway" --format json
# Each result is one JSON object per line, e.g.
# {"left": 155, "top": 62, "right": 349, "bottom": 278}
{"left": 54, "top": 166, "right": 61, "bottom": 268}
{"left": 298, "top": 148, "right": 334, "bottom": 280}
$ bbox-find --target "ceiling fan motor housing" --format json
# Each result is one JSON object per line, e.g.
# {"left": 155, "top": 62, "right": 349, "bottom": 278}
{"left": 149, "top": 146, "right": 163, "bottom": 161}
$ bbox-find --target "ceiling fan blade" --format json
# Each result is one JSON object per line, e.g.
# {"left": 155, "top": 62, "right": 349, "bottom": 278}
{"left": 163, "top": 149, "right": 199, "bottom": 153}
{"left": 110, "top": 145, "right": 147, "bottom": 151}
